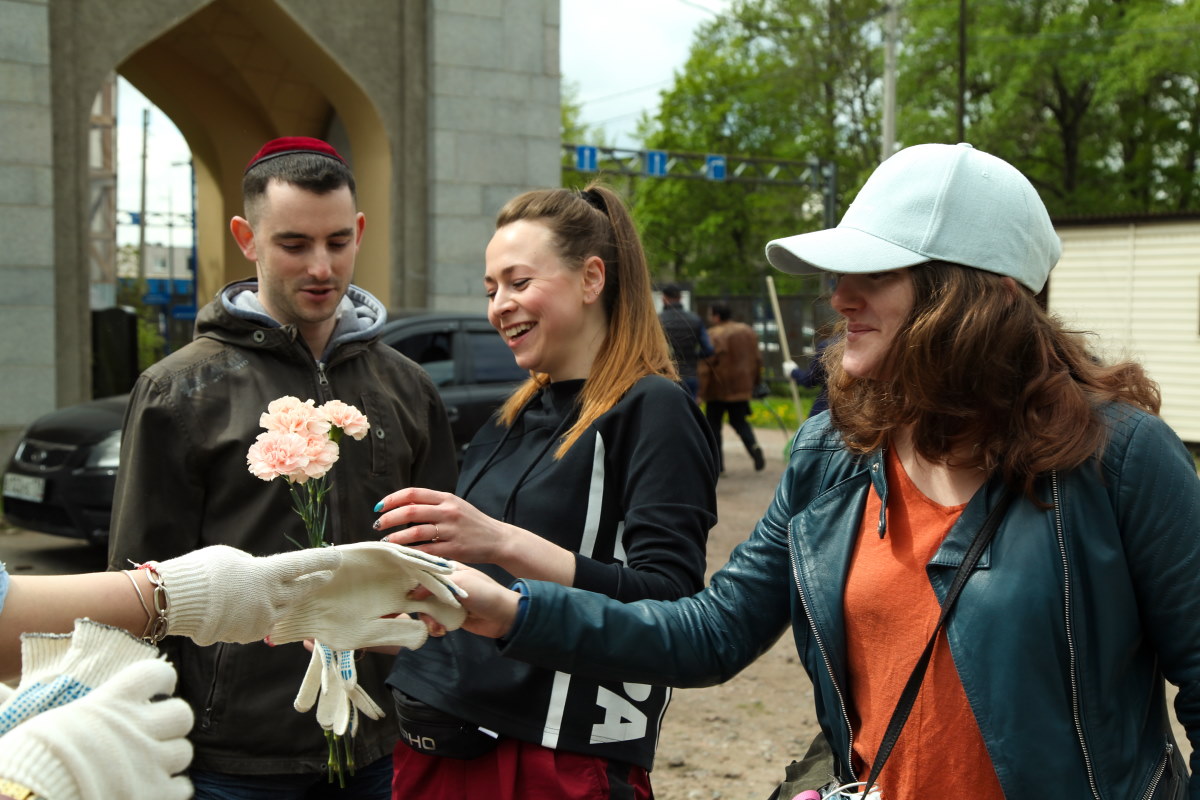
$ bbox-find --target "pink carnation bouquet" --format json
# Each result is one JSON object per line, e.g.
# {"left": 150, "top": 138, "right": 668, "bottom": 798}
{"left": 246, "top": 395, "right": 371, "bottom": 784}
{"left": 246, "top": 396, "right": 370, "bottom": 549}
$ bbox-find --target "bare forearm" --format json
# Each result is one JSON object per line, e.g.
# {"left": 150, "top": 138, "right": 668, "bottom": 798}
{"left": 0, "top": 571, "right": 153, "bottom": 680}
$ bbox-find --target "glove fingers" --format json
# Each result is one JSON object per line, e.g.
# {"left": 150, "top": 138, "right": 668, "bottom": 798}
{"left": 139, "top": 696, "right": 195, "bottom": 742}
{"left": 97, "top": 657, "right": 179, "bottom": 700}
{"left": 348, "top": 685, "right": 385, "bottom": 720}
{"left": 293, "top": 648, "right": 324, "bottom": 713}
{"left": 324, "top": 617, "right": 428, "bottom": 651}
{"left": 414, "top": 572, "right": 464, "bottom": 609}
{"left": 151, "top": 732, "right": 194, "bottom": 777}
{"left": 274, "top": 547, "right": 343, "bottom": 582}
{"left": 406, "top": 597, "right": 468, "bottom": 632}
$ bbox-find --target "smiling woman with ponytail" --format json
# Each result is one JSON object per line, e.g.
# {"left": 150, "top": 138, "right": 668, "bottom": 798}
{"left": 373, "top": 181, "right": 719, "bottom": 800}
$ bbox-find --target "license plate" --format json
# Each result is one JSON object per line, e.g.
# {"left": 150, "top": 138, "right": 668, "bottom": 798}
{"left": 3, "top": 472, "right": 45, "bottom": 503}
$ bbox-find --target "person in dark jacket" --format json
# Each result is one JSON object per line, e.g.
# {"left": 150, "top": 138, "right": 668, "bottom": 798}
{"left": 107, "top": 137, "right": 459, "bottom": 799}
{"left": 658, "top": 283, "right": 714, "bottom": 400}
{"left": 374, "top": 183, "right": 719, "bottom": 799}
{"left": 430, "top": 144, "right": 1200, "bottom": 799}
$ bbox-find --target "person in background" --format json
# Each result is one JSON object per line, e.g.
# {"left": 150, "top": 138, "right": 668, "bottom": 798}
{"left": 658, "top": 282, "right": 714, "bottom": 400}
{"left": 373, "top": 182, "right": 719, "bottom": 800}
{"left": 107, "top": 136, "right": 459, "bottom": 799}
{"left": 699, "top": 301, "right": 766, "bottom": 472}
{"left": 784, "top": 334, "right": 831, "bottom": 419}
{"left": 430, "top": 143, "right": 1200, "bottom": 799}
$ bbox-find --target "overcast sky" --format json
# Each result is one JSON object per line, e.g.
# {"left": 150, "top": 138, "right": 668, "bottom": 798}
{"left": 115, "top": 0, "right": 729, "bottom": 246}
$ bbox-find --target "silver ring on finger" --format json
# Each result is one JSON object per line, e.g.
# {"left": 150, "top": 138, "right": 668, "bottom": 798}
{"left": 432, "top": 524, "right": 440, "bottom": 543}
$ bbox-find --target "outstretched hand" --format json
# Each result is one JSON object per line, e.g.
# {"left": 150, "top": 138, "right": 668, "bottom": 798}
{"left": 410, "top": 565, "right": 521, "bottom": 641}
{"left": 267, "top": 541, "right": 467, "bottom": 651}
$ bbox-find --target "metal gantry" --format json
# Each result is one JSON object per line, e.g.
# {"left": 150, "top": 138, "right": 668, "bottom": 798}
{"left": 562, "top": 143, "right": 838, "bottom": 228}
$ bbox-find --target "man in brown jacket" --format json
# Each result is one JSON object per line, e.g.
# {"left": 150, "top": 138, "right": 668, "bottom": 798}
{"left": 699, "top": 301, "right": 765, "bottom": 472}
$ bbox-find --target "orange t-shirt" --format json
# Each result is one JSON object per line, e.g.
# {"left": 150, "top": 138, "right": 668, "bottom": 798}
{"left": 843, "top": 449, "right": 1004, "bottom": 799}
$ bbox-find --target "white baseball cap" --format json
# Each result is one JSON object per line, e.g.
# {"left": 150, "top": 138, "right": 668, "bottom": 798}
{"left": 764, "top": 143, "right": 1061, "bottom": 293}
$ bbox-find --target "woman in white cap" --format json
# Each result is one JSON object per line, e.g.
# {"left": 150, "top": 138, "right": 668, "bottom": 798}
{"left": 433, "top": 143, "right": 1200, "bottom": 799}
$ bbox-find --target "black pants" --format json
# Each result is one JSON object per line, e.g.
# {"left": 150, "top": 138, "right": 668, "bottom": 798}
{"left": 705, "top": 400, "right": 759, "bottom": 470}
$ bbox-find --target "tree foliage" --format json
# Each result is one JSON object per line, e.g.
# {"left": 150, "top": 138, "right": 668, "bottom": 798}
{"left": 901, "top": 0, "right": 1200, "bottom": 216}
{"left": 573, "top": 0, "right": 1199, "bottom": 292}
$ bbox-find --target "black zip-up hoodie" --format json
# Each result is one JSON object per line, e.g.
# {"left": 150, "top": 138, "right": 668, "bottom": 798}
{"left": 388, "top": 375, "right": 718, "bottom": 770}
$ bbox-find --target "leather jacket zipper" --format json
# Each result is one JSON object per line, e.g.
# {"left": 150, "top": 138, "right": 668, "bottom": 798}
{"left": 1052, "top": 471, "right": 1101, "bottom": 799}
{"left": 1140, "top": 741, "right": 1173, "bottom": 800}
{"left": 790, "top": 519, "right": 858, "bottom": 782}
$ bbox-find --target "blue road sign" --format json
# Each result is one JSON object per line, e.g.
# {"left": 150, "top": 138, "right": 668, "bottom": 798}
{"left": 142, "top": 292, "right": 170, "bottom": 305}
{"left": 645, "top": 150, "right": 668, "bottom": 176}
{"left": 576, "top": 145, "right": 599, "bottom": 172}
{"left": 705, "top": 154, "right": 727, "bottom": 181}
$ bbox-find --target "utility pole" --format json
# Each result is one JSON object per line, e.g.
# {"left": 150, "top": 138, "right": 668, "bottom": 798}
{"left": 957, "top": 0, "right": 967, "bottom": 142}
{"left": 882, "top": 2, "right": 899, "bottom": 161}
{"left": 137, "top": 108, "right": 148, "bottom": 283}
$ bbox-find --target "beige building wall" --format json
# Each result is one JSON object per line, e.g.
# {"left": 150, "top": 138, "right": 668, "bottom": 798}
{"left": 1049, "top": 219, "right": 1200, "bottom": 442}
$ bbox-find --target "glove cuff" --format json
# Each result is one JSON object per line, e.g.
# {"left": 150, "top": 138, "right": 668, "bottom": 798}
{"left": 62, "top": 619, "right": 159, "bottom": 686}
{"left": 154, "top": 552, "right": 216, "bottom": 644}
{"left": 16, "top": 633, "right": 72, "bottom": 686}
{"left": 0, "top": 733, "right": 82, "bottom": 800}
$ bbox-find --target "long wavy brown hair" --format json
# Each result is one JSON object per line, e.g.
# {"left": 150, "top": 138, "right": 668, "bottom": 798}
{"left": 493, "top": 182, "right": 677, "bottom": 457}
{"left": 825, "top": 261, "right": 1160, "bottom": 496}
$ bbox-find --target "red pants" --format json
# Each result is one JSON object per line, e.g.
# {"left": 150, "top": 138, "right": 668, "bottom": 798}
{"left": 392, "top": 737, "right": 653, "bottom": 800}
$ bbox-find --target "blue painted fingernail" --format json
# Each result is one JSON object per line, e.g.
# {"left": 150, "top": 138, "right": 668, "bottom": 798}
{"left": 373, "top": 500, "right": 384, "bottom": 512}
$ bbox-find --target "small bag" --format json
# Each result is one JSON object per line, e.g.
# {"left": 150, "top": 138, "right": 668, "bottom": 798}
{"left": 752, "top": 380, "right": 771, "bottom": 399}
{"left": 392, "top": 688, "right": 499, "bottom": 760}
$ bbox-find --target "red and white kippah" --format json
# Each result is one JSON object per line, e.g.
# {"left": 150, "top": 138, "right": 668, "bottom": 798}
{"left": 244, "top": 136, "right": 346, "bottom": 173}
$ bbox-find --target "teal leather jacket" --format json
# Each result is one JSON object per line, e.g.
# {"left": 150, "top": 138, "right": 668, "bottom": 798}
{"left": 504, "top": 404, "right": 1198, "bottom": 798}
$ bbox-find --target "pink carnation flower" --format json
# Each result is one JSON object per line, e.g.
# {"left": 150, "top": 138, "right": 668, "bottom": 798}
{"left": 319, "top": 400, "right": 371, "bottom": 441}
{"left": 246, "top": 430, "right": 311, "bottom": 482}
{"left": 260, "top": 396, "right": 331, "bottom": 437}
{"left": 299, "top": 435, "right": 340, "bottom": 481}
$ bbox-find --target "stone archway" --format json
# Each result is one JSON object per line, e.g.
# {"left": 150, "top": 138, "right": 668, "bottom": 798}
{"left": 1, "top": 0, "right": 559, "bottom": 439}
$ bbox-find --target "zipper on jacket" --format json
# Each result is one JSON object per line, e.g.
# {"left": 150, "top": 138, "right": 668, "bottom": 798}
{"left": 1052, "top": 471, "right": 1101, "bottom": 800}
{"left": 200, "top": 642, "right": 227, "bottom": 730}
{"left": 790, "top": 519, "right": 858, "bottom": 782}
{"left": 316, "top": 361, "right": 330, "bottom": 387}
{"left": 1140, "top": 740, "right": 1173, "bottom": 800}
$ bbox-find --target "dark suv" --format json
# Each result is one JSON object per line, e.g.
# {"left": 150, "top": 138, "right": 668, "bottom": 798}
{"left": 1, "top": 312, "right": 524, "bottom": 545}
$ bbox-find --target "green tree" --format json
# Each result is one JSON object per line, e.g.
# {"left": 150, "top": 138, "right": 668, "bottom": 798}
{"left": 628, "top": 0, "right": 887, "bottom": 295}
{"left": 901, "top": 0, "right": 1200, "bottom": 216}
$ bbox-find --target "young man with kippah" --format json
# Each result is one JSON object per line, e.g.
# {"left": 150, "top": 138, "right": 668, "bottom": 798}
{"left": 107, "top": 137, "right": 459, "bottom": 798}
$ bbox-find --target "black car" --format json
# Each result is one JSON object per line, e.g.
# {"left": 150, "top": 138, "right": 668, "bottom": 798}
{"left": 1, "top": 312, "right": 524, "bottom": 545}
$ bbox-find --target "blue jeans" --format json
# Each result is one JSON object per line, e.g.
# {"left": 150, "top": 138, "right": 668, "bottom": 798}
{"left": 190, "top": 755, "right": 392, "bottom": 800}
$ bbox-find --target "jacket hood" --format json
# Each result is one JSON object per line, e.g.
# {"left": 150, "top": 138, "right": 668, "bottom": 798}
{"left": 195, "top": 279, "right": 387, "bottom": 359}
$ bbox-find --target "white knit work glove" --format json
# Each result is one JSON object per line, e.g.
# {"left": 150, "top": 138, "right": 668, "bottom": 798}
{"left": 153, "top": 544, "right": 343, "bottom": 646}
{"left": 267, "top": 541, "right": 466, "bottom": 651}
{"left": 0, "top": 618, "right": 159, "bottom": 735}
{"left": 782, "top": 359, "right": 799, "bottom": 376}
{"left": 293, "top": 641, "right": 384, "bottom": 737}
{"left": 0, "top": 657, "right": 193, "bottom": 800}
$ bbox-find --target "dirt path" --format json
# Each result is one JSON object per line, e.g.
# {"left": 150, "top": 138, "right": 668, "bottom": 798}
{"left": 652, "top": 426, "right": 822, "bottom": 800}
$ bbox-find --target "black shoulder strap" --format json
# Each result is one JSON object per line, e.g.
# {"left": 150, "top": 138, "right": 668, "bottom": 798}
{"left": 863, "top": 486, "right": 1018, "bottom": 796}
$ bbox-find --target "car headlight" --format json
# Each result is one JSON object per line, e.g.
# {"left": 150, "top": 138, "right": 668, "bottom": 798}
{"left": 84, "top": 430, "right": 122, "bottom": 469}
